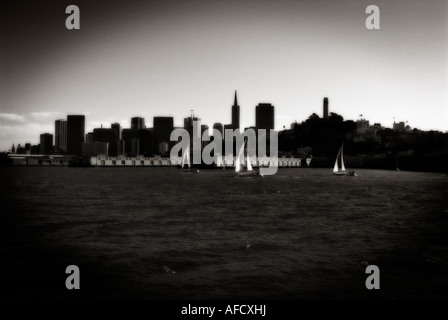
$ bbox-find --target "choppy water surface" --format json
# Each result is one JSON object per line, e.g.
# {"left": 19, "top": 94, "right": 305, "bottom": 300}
{"left": 1, "top": 167, "right": 448, "bottom": 299}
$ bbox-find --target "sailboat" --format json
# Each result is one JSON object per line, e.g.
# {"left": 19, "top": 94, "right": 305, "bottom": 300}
{"left": 180, "top": 145, "right": 199, "bottom": 173}
{"left": 306, "top": 157, "right": 312, "bottom": 167}
{"left": 235, "top": 141, "right": 258, "bottom": 177}
{"left": 333, "top": 143, "right": 356, "bottom": 176}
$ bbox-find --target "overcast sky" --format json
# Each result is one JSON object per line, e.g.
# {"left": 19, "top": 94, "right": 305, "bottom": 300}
{"left": 1, "top": 0, "right": 447, "bottom": 150}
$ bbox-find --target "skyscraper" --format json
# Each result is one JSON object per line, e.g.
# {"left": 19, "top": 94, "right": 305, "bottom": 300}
{"left": 111, "top": 122, "right": 122, "bottom": 140}
{"left": 323, "top": 97, "right": 329, "bottom": 119}
{"left": 184, "top": 113, "right": 200, "bottom": 159}
{"left": 131, "top": 117, "right": 145, "bottom": 130}
{"left": 255, "top": 103, "right": 274, "bottom": 130}
{"left": 85, "top": 132, "right": 94, "bottom": 143}
{"left": 40, "top": 133, "right": 53, "bottom": 154}
{"left": 67, "top": 115, "right": 85, "bottom": 156}
{"left": 93, "top": 128, "right": 118, "bottom": 156}
{"left": 55, "top": 119, "right": 67, "bottom": 152}
{"left": 184, "top": 114, "right": 200, "bottom": 142}
{"left": 232, "top": 90, "right": 240, "bottom": 130}
{"left": 153, "top": 116, "right": 174, "bottom": 155}
{"left": 122, "top": 129, "right": 153, "bottom": 156}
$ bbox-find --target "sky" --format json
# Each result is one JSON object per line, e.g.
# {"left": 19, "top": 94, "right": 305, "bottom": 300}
{"left": 1, "top": 0, "right": 447, "bottom": 151}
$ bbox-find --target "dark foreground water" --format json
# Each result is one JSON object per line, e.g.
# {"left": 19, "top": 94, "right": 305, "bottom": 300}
{"left": 1, "top": 167, "right": 448, "bottom": 300}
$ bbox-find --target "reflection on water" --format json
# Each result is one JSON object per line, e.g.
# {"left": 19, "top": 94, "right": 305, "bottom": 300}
{"left": 1, "top": 167, "right": 448, "bottom": 299}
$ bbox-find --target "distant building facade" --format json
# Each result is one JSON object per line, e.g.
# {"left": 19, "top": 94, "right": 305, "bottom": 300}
{"left": 93, "top": 128, "right": 118, "bottom": 156}
{"left": 393, "top": 121, "right": 405, "bottom": 131}
{"left": 111, "top": 122, "right": 122, "bottom": 140}
{"left": 40, "top": 133, "right": 53, "bottom": 154}
{"left": 122, "top": 128, "right": 153, "bottom": 156}
{"left": 153, "top": 116, "right": 174, "bottom": 155}
{"left": 82, "top": 142, "right": 109, "bottom": 157}
{"left": 85, "top": 132, "right": 94, "bottom": 143}
{"left": 256, "top": 103, "right": 274, "bottom": 130}
{"left": 184, "top": 114, "right": 201, "bottom": 154}
{"left": 67, "top": 115, "right": 85, "bottom": 155}
{"left": 131, "top": 117, "right": 145, "bottom": 130}
{"left": 356, "top": 119, "right": 370, "bottom": 134}
{"left": 55, "top": 119, "right": 67, "bottom": 152}
{"left": 24, "top": 143, "right": 32, "bottom": 154}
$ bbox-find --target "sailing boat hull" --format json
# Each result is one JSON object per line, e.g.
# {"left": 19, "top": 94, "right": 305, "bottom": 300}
{"left": 237, "top": 170, "right": 259, "bottom": 177}
{"left": 181, "top": 168, "right": 199, "bottom": 173}
{"left": 333, "top": 171, "right": 356, "bottom": 176}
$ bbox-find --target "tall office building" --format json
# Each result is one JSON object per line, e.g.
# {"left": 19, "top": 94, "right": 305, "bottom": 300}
{"left": 55, "top": 119, "right": 67, "bottom": 152}
{"left": 40, "top": 133, "right": 53, "bottom": 154}
{"left": 131, "top": 117, "right": 145, "bottom": 130}
{"left": 201, "top": 125, "right": 209, "bottom": 135}
{"left": 24, "top": 143, "right": 31, "bottom": 154}
{"left": 255, "top": 103, "right": 274, "bottom": 130}
{"left": 232, "top": 90, "right": 240, "bottom": 130}
{"left": 117, "top": 139, "right": 125, "bottom": 155}
{"left": 184, "top": 115, "right": 200, "bottom": 141}
{"left": 130, "top": 138, "right": 139, "bottom": 155}
{"left": 93, "top": 128, "right": 118, "bottom": 156}
{"left": 67, "top": 115, "right": 85, "bottom": 155}
{"left": 184, "top": 114, "right": 200, "bottom": 159}
{"left": 82, "top": 142, "right": 109, "bottom": 157}
{"left": 153, "top": 117, "right": 174, "bottom": 155}
{"left": 122, "top": 129, "right": 137, "bottom": 154}
{"left": 184, "top": 115, "right": 200, "bottom": 132}
{"left": 323, "top": 97, "right": 329, "bottom": 119}
{"left": 122, "top": 128, "right": 153, "bottom": 156}
{"left": 123, "top": 117, "right": 153, "bottom": 156}
{"left": 140, "top": 129, "right": 153, "bottom": 156}
{"left": 85, "top": 132, "right": 94, "bottom": 143}
{"left": 111, "top": 122, "right": 122, "bottom": 140}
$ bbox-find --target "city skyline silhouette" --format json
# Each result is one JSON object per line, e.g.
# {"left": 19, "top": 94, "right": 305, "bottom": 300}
{"left": 1, "top": 0, "right": 447, "bottom": 149}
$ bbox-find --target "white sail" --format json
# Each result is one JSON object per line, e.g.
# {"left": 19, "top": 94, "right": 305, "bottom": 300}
{"left": 181, "top": 145, "right": 190, "bottom": 169}
{"left": 235, "top": 155, "right": 241, "bottom": 172}
{"left": 340, "top": 144, "right": 346, "bottom": 172}
{"left": 186, "top": 145, "right": 191, "bottom": 168}
{"left": 181, "top": 146, "right": 186, "bottom": 168}
{"left": 333, "top": 147, "right": 341, "bottom": 173}
{"left": 247, "top": 155, "right": 253, "bottom": 171}
{"left": 235, "top": 142, "right": 245, "bottom": 173}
